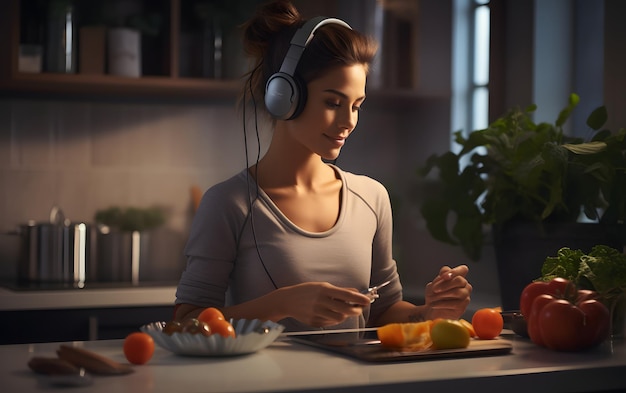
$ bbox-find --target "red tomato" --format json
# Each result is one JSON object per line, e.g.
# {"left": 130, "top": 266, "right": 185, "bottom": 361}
{"left": 198, "top": 307, "right": 225, "bottom": 325}
{"left": 538, "top": 299, "right": 586, "bottom": 351}
{"left": 520, "top": 281, "right": 549, "bottom": 319}
{"left": 577, "top": 300, "right": 611, "bottom": 348}
{"left": 123, "top": 332, "right": 155, "bottom": 365}
{"left": 471, "top": 308, "right": 504, "bottom": 339}
{"left": 526, "top": 294, "right": 555, "bottom": 347}
{"left": 207, "top": 319, "right": 236, "bottom": 338}
{"left": 545, "top": 277, "right": 577, "bottom": 298}
{"left": 576, "top": 290, "right": 599, "bottom": 303}
{"left": 521, "top": 277, "right": 610, "bottom": 351}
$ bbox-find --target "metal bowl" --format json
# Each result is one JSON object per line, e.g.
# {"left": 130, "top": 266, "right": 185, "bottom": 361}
{"left": 500, "top": 311, "right": 528, "bottom": 338}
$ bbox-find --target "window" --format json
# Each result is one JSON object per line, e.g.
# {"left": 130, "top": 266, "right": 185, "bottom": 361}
{"left": 451, "top": 0, "right": 490, "bottom": 153}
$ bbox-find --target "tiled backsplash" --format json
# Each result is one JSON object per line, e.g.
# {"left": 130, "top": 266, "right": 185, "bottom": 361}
{"left": 0, "top": 98, "right": 255, "bottom": 282}
{"left": 0, "top": 99, "right": 253, "bottom": 227}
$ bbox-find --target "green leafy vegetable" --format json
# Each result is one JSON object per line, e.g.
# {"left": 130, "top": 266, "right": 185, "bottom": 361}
{"left": 541, "top": 247, "right": 585, "bottom": 282}
{"left": 540, "top": 245, "right": 626, "bottom": 305}
{"left": 95, "top": 206, "right": 166, "bottom": 232}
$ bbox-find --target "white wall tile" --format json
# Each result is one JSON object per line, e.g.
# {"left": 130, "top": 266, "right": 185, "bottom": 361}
{"left": 11, "top": 100, "right": 55, "bottom": 168}
{"left": 0, "top": 100, "right": 11, "bottom": 168}
{"left": 3, "top": 169, "right": 57, "bottom": 225}
{"left": 53, "top": 169, "right": 94, "bottom": 223}
{"left": 87, "top": 169, "right": 132, "bottom": 211}
{"left": 54, "top": 101, "right": 92, "bottom": 168}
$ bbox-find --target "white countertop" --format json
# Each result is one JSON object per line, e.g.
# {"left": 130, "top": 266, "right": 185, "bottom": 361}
{"left": 0, "top": 285, "right": 177, "bottom": 311}
{"left": 3, "top": 331, "right": 626, "bottom": 393}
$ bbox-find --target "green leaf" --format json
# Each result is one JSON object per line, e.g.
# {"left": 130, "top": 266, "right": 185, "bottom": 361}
{"left": 540, "top": 247, "right": 585, "bottom": 282}
{"left": 452, "top": 214, "right": 484, "bottom": 261}
{"left": 586, "top": 106, "right": 608, "bottom": 130}
{"left": 418, "top": 93, "right": 624, "bottom": 262}
{"left": 420, "top": 199, "right": 457, "bottom": 245}
{"left": 555, "top": 93, "right": 579, "bottom": 126}
{"left": 562, "top": 141, "right": 607, "bottom": 155}
{"left": 580, "top": 245, "right": 626, "bottom": 298}
{"left": 95, "top": 206, "right": 165, "bottom": 232}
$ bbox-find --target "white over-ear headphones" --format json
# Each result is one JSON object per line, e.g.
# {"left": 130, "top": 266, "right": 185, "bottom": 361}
{"left": 264, "top": 16, "right": 352, "bottom": 120}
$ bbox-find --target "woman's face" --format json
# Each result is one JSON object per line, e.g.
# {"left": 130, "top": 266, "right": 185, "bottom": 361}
{"left": 286, "top": 64, "right": 367, "bottom": 161}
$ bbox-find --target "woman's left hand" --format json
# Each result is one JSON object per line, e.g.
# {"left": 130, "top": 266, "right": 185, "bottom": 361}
{"left": 423, "top": 265, "right": 472, "bottom": 320}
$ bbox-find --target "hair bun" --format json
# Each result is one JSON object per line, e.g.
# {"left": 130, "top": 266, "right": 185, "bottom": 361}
{"left": 242, "top": 1, "right": 302, "bottom": 59}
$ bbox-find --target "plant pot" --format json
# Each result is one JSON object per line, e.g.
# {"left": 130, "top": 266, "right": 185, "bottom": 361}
{"left": 95, "top": 227, "right": 149, "bottom": 284}
{"left": 493, "top": 221, "right": 623, "bottom": 311}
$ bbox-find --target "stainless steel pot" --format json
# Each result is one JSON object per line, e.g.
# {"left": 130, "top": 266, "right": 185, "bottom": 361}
{"left": 17, "top": 207, "right": 95, "bottom": 286}
{"left": 95, "top": 226, "right": 148, "bottom": 284}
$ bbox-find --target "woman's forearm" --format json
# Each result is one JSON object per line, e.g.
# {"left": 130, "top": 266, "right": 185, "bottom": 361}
{"left": 174, "top": 289, "right": 288, "bottom": 323}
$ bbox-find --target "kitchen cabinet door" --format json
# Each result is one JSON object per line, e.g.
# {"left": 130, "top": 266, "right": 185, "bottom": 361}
{"left": 0, "top": 305, "right": 174, "bottom": 344}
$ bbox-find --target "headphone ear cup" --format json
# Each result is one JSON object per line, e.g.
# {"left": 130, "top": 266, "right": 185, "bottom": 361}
{"left": 289, "top": 76, "right": 307, "bottom": 120}
{"left": 265, "top": 72, "right": 301, "bottom": 120}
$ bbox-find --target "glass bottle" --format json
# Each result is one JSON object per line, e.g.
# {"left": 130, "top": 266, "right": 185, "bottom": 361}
{"left": 45, "top": 0, "right": 76, "bottom": 73}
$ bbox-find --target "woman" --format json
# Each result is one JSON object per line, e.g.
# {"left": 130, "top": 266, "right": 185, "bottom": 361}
{"left": 174, "top": 0, "right": 472, "bottom": 331}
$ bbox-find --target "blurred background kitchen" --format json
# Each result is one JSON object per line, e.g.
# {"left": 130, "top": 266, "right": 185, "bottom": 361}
{"left": 0, "top": 0, "right": 624, "bottom": 343}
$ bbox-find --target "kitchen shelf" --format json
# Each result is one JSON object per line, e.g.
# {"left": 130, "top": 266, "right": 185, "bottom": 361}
{"left": 0, "top": 71, "right": 243, "bottom": 100}
{"left": 0, "top": 0, "right": 246, "bottom": 100}
{"left": 1, "top": 0, "right": 431, "bottom": 103}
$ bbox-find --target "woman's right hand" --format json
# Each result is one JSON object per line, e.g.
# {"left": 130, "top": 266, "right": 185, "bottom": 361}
{"left": 276, "top": 282, "right": 371, "bottom": 327}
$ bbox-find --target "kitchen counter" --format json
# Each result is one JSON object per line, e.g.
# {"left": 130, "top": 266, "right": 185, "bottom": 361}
{"left": 0, "top": 283, "right": 177, "bottom": 311}
{"left": 0, "top": 284, "right": 178, "bottom": 343}
{"left": 2, "top": 331, "right": 625, "bottom": 393}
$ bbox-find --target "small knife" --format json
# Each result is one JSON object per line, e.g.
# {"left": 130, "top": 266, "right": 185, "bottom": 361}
{"left": 281, "top": 327, "right": 380, "bottom": 336}
{"left": 361, "top": 280, "right": 391, "bottom": 303}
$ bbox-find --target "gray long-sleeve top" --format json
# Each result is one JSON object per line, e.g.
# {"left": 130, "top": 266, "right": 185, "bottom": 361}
{"left": 175, "top": 165, "right": 403, "bottom": 332}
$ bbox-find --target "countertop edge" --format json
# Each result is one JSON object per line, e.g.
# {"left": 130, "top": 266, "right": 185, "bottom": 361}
{"left": 0, "top": 285, "right": 177, "bottom": 311}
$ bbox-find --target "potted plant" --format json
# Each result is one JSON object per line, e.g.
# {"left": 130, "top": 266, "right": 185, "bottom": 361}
{"left": 419, "top": 93, "right": 626, "bottom": 309}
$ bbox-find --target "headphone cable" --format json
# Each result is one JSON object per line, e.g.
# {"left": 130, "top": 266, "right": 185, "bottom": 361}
{"left": 243, "top": 69, "right": 279, "bottom": 290}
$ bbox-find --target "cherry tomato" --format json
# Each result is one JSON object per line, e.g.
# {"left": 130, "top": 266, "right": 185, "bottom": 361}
{"left": 162, "top": 320, "right": 182, "bottom": 335}
{"left": 471, "top": 308, "right": 504, "bottom": 339}
{"left": 198, "top": 307, "right": 225, "bottom": 325}
{"left": 123, "top": 332, "right": 155, "bottom": 365}
{"left": 182, "top": 318, "right": 211, "bottom": 336}
{"left": 207, "top": 319, "right": 236, "bottom": 339}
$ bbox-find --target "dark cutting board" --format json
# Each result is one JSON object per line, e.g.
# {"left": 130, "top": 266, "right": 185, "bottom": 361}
{"left": 289, "top": 334, "right": 513, "bottom": 362}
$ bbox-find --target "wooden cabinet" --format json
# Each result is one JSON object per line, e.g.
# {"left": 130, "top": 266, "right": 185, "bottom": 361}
{"left": 0, "top": 284, "right": 177, "bottom": 344}
{"left": 0, "top": 306, "right": 174, "bottom": 344}
{"left": 0, "top": 0, "right": 247, "bottom": 100}
{"left": 1, "top": 0, "right": 429, "bottom": 105}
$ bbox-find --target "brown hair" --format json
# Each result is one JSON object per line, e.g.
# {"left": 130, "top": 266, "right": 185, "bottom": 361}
{"left": 240, "top": 0, "right": 378, "bottom": 114}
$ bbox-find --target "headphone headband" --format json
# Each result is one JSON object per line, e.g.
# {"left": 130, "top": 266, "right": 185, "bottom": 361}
{"left": 265, "top": 16, "right": 352, "bottom": 120}
{"left": 279, "top": 17, "right": 351, "bottom": 75}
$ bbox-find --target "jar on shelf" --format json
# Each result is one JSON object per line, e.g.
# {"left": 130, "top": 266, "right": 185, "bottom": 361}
{"left": 45, "top": 0, "right": 77, "bottom": 73}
